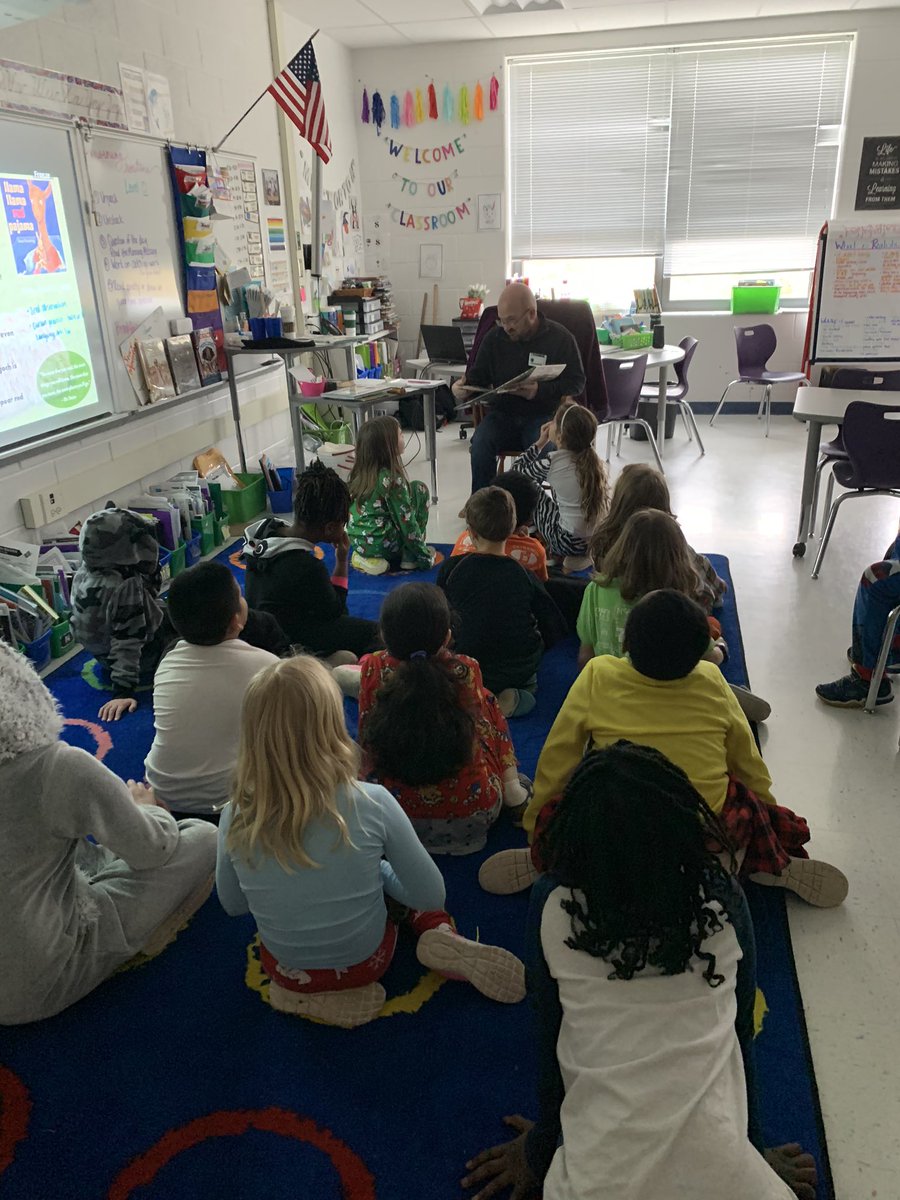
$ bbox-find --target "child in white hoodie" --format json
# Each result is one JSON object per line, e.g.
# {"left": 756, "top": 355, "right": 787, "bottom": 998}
{"left": 0, "top": 644, "right": 216, "bottom": 1025}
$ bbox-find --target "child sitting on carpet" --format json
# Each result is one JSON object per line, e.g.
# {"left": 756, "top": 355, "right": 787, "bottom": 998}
{"left": 70, "top": 506, "right": 167, "bottom": 723}
{"left": 451, "top": 470, "right": 548, "bottom": 581}
{"left": 589, "top": 463, "right": 725, "bottom": 609}
{"left": 358, "top": 583, "right": 531, "bottom": 855}
{"left": 462, "top": 742, "right": 815, "bottom": 1200}
{"left": 512, "top": 401, "right": 609, "bottom": 573}
{"left": 216, "top": 655, "right": 525, "bottom": 1028}
{"left": 242, "top": 460, "right": 378, "bottom": 660}
{"left": 347, "top": 415, "right": 435, "bottom": 575}
{"left": 0, "top": 644, "right": 217, "bottom": 1025}
{"left": 479, "top": 590, "right": 848, "bottom": 909}
{"left": 145, "top": 562, "right": 281, "bottom": 817}
{"left": 576, "top": 509, "right": 769, "bottom": 722}
{"left": 437, "top": 487, "right": 567, "bottom": 718}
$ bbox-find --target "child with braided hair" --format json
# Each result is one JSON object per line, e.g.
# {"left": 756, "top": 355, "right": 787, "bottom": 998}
{"left": 461, "top": 741, "right": 817, "bottom": 1200}
{"left": 242, "top": 460, "right": 378, "bottom": 660}
{"left": 358, "top": 582, "right": 531, "bottom": 855}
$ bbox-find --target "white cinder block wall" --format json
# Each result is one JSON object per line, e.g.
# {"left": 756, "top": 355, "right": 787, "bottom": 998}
{"left": 0, "top": 0, "right": 361, "bottom": 543}
{"left": 352, "top": 8, "right": 900, "bottom": 404}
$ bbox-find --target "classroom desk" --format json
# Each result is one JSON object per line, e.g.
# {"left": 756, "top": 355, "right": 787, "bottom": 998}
{"left": 306, "top": 379, "right": 444, "bottom": 502}
{"left": 406, "top": 356, "right": 467, "bottom": 384}
{"left": 790, "top": 386, "right": 900, "bottom": 558}
{"left": 307, "top": 331, "right": 389, "bottom": 381}
{"left": 597, "top": 344, "right": 686, "bottom": 457}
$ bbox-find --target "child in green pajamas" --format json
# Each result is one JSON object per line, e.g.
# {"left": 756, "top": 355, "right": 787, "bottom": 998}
{"left": 348, "top": 416, "right": 435, "bottom": 576}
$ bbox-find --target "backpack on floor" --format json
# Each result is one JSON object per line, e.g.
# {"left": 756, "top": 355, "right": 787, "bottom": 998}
{"left": 398, "top": 384, "right": 456, "bottom": 431}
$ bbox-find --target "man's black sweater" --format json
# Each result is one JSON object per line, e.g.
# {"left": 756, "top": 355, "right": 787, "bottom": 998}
{"left": 466, "top": 315, "right": 586, "bottom": 419}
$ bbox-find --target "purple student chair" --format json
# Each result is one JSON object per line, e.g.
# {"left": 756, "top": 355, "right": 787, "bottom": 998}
{"left": 599, "top": 354, "right": 662, "bottom": 474}
{"left": 709, "top": 323, "right": 809, "bottom": 437}
{"left": 639, "top": 335, "right": 704, "bottom": 454}
{"left": 808, "top": 368, "right": 900, "bottom": 538}
{"left": 811, "top": 401, "right": 900, "bottom": 579}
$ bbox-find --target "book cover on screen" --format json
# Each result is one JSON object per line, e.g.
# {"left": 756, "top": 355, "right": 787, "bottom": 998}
{"left": 191, "top": 326, "right": 221, "bottom": 384}
{"left": 137, "top": 339, "right": 176, "bottom": 403}
{"left": 165, "top": 334, "right": 202, "bottom": 394}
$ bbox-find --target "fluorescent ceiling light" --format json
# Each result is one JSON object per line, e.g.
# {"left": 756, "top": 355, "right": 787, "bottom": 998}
{"left": 467, "top": 0, "right": 563, "bottom": 13}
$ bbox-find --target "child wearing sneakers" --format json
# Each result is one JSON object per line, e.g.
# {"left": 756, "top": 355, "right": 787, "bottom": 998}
{"left": 451, "top": 470, "right": 549, "bottom": 581}
{"left": 215, "top": 655, "right": 525, "bottom": 1028}
{"left": 144, "top": 562, "right": 280, "bottom": 817}
{"left": 358, "top": 582, "right": 531, "bottom": 855}
{"left": 437, "top": 487, "right": 566, "bottom": 718}
{"left": 0, "top": 644, "right": 217, "bottom": 1025}
{"left": 242, "top": 460, "right": 378, "bottom": 659}
{"left": 480, "top": 591, "right": 848, "bottom": 909}
{"left": 513, "top": 401, "right": 609, "bottom": 573}
{"left": 347, "top": 415, "right": 435, "bottom": 575}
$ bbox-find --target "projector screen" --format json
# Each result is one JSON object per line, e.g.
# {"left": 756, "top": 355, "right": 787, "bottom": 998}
{"left": 0, "top": 119, "right": 112, "bottom": 450}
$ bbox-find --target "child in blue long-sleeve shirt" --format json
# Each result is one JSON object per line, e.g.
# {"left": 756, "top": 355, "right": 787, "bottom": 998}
{"left": 216, "top": 654, "right": 525, "bottom": 1027}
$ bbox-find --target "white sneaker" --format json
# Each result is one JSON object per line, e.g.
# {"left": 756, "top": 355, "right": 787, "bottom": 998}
{"left": 401, "top": 546, "right": 437, "bottom": 570}
{"left": 478, "top": 848, "right": 540, "bottom": 895}
{"left": 351, "top": 551, "right": 389, "bottom": 575}
{"left": 332, "top": 664, "right": 362, "bottom": 698}
{"left": 267, "top": 980, "right": 385, "bottom": 1027}
{"left": 416, "top": 928, "right": 525, "bottom": 1003}
{"left": 749, "top": 857, "right": 848, "bottom": 908}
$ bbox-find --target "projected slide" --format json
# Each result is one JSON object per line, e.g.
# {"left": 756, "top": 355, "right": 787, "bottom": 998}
{"left": 0, "top": 172, "right": 99, "bottom": 437}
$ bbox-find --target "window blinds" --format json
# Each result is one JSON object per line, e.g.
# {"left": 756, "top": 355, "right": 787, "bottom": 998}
{"left": 508, "top": 52, "right": 672, "bottom": 260}
{"left": 509, "top": 37, "right": 851, "bottom": 275}
{"left": 663, "top": 38, "right": 852, "bottom": 276}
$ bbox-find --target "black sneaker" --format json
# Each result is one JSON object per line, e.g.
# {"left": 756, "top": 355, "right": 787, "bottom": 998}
{"left": 816, "top": 673, "right": 893, "bottom": 707}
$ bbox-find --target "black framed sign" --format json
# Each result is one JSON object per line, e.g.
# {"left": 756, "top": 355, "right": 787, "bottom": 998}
{"left": 855, "top": 136, "right": 900, "bottom": 210}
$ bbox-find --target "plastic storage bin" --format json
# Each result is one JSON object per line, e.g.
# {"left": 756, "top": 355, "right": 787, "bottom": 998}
{"left": 50, "top": 618, "right": 74, "bottom": 659}
{"left": 184, "top": 533, "right": 202, "bottom": 567}
{"left": 267, "top": 467, "right": 295, "bottom": 514}
{"left": 169, "top": 542, "right": 186, "bottom": 578}
{"left": 731, "top": 286, "right": 781, "bottom": 314}
{"left": 219, "top": 473, "right": 266, "bottom": 525}
{"left": 213, "top": 515, "right": 229, "bottom": 546}
{"left": 23, "top": 630, "right": 52, "bottom": 671}
{"left": 612, "top": 331, "right": 653, "bottom": 350}
{"left": 191, "top": 510, "right": 216, "bottom": 556}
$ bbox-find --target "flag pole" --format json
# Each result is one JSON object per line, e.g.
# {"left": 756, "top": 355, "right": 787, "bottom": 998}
{"left": 212, "top": 29, "right": 320, "bottom": 152}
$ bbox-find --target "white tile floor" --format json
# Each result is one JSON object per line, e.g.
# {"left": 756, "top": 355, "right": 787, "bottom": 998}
{"left": 409, "top": 411, "right": 900, "bottom": 1200}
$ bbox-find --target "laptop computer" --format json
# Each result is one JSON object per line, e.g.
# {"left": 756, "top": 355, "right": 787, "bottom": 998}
{"left": 421, "top": 324, "right": 468, "bottom": 365}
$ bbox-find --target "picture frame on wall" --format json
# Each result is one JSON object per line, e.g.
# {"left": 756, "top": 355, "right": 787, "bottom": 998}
{"left": 419, "top": 243, "right": 443, "bottom": 279}
{"left": 477, "top": 193, "right": 502, "bottom": 232}
{"left": 262, "top": 169, "right": 281, "bottom": 206}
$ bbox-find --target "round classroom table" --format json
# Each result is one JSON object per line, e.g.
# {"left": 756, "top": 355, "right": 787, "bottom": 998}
{"left": 597, "top": 343, "right": 686, "bottom": 460}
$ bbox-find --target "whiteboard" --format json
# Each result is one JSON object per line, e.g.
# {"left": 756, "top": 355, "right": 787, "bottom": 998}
{"left": 84, "top": 133, "right": 183, "bottom": 402}
{"left": 812, "top": 222, "right": 900, "bottom": 361}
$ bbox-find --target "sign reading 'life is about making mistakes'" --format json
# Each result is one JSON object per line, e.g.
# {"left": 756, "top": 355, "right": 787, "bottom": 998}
{"left": 856, "top": 136, "right": 900, "bottom": 210}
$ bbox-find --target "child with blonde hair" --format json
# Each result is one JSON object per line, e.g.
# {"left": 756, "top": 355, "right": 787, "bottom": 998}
{"left": 513, "top": 401, "right": 609, "bottom": 573}
{"left": 589, "top": 463, "right": 725, "bottom": 609}
{"left": 216, "top": 655, "right": 525, "bottom": 1027}
{"left": 347, "top": 415, "right": 435, "bottom": 575}
{"left": 359, "top": 582, "right": 531, "bottom": 855}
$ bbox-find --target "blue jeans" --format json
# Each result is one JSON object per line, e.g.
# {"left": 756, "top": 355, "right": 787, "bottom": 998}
{"left": 523, "top": 872, "right": 764, "bottom": 1182}
{"left": 850, "top": 533, "right": 900, "bottom": 679}
{"left": 470, "top": 409, "right": 547, "bottom": 492}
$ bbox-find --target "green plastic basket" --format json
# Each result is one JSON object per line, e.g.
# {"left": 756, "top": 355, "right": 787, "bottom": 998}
{"left": 219, "top": 473, "right": 267, "bottom": 525}
{"left": 191, "top": 511, "right": 216, "bottom": 557}
{"left": 731, "top": 285, "right": 781, "bottom": 314}
{"left": 612, "top": 331, "right": 653, "bottom": 350}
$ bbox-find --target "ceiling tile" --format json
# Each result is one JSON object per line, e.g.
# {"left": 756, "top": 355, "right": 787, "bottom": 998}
{"left": 665, "top": 0, "right": 759, "bottom": 19}
{"left": 754, "top": 0, "right": 852, "bottom": 11}
{"left": 362, "top": 0, "right": 475, "bottom": 20}
{"left": 571, "top": 3, "right": 667, "bottom": 29}
{"left": 326, "top": 23, "right": 413, "bottom": 46}
{"left": 480, "top": 8, "right": 579, "bottom": 34}
{"left": 316, "top": 0, "right": 385, "bottom": 28}
{"left": 392, "top": 16, "right": 494, "bottom": 41}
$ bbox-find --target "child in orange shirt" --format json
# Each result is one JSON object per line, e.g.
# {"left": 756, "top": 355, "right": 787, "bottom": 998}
{"left": 451, "top": 471, "right": 548, "bottom": 582}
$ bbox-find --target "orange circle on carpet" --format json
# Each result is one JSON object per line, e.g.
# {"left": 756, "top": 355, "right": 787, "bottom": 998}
{"left": 63, "top": 718, "right": 113, "bottom": 761}
{"left": 106, "top": 1107, "right": 375, "bottom": 1200}
{"left": 0, "top": 1066, "right": 31, "bottom": 1176}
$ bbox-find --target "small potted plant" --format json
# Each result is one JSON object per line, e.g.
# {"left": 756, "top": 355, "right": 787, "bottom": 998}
{"left": 460, "top": 283, "right": 489, "bottom": 320}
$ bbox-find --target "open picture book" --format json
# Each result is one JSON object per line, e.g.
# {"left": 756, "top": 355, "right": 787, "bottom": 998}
{"left": 453, "top": 364, "right": 565, "bottom": 410}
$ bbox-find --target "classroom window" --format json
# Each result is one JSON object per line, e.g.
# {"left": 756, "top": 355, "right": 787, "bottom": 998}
{"left": 508, "top": 36, "right": 852, "bottom": 310}
{"left": 519, "top": 257, "right": 656, "bottom": 314}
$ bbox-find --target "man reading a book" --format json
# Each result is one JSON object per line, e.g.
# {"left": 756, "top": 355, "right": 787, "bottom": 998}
{"left": 453, "top": 283, "right": 586, "bottom": 491}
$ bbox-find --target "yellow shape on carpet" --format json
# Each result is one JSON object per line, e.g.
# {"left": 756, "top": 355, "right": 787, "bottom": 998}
{"left": 754, "top": 987, "right": 768, "bottom": 1037}
{"left": 244, "top": 934, "right": 447, "bottom": 1021}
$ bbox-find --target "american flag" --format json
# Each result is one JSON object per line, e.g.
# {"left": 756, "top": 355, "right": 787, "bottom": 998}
{"left": 268, "top": 40, "right": 331, "bottom": 164}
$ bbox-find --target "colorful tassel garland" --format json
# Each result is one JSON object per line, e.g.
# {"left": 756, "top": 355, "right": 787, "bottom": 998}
{"left": 458, "top": 84, "right": 470, "bottom": 125}
{"left": 390, "top": 93, "right": 400, "bottom": 129}
{"left": 443, "top": 85, "right": 454, "bottom": 122}
{"left": 474, "top": 81, "right": 484, "bottom": 121}
{"left": 415, "top": 88, "right": 425, "bottom": 123}
{"left": 372, "top": 90, "right": 385, "bottom": 133}
{"left": 403, "top": 90, "right": 415, "bottom": 126}
{"left": 428, "top": 82, "right": 438, "bottom": 119}
{"left": 489, "top": 74, "right": 500, "bottom": 111}
{"left": 361, "top": 88, "right": 370, "bottom": 124}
